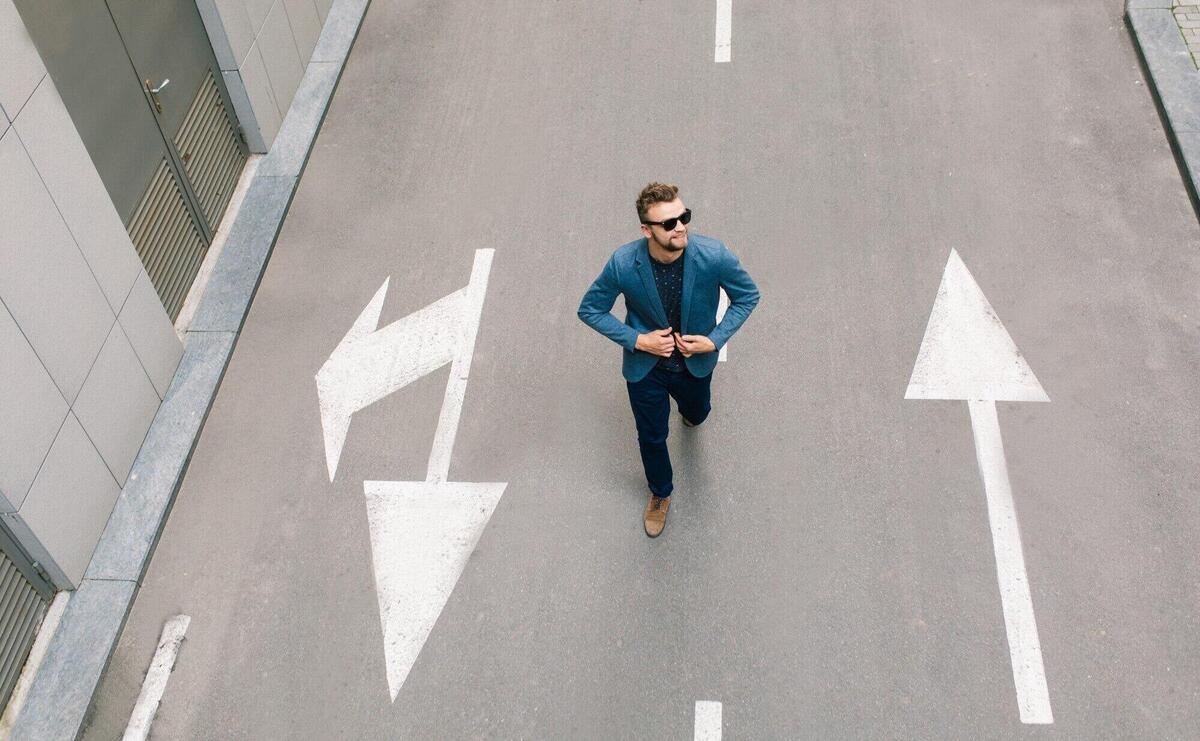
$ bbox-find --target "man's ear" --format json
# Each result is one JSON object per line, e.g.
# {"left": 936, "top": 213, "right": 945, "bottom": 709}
{"left": 639, "top": 224, "right": 652, "bottom": 240}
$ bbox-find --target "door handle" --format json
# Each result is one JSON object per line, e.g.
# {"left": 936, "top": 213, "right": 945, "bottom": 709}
{"left": 144, "top": 78, "right": 170, "bottom": 113}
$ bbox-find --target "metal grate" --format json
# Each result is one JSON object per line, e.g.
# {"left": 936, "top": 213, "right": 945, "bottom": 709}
{"left": 127, "top": 159, "right": 208, "bottom": 321}
{"left": 174, "top": 69, "right": 246, "bottom": 231}
{"left": 0, "top": 552, "right": 49, "bottom": 710}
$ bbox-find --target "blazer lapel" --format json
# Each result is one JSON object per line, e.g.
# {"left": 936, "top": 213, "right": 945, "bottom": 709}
{"left": 635, "top": 240, "right": 670, "bottom": 327}
{"left": 680, "top": 244, "right": 696, "bottom": 334}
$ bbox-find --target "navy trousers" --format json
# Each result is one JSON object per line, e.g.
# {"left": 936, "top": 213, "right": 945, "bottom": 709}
{"left": 625, "top": 366, "right": 713, "bottom": 498}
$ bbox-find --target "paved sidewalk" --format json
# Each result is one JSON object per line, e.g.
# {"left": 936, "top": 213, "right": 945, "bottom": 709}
{"left": 1173, "top": 3, "right": 1200, "bottom": 65}
{"left": 1128, "top": 0, "right": 1200, "bottom": 216}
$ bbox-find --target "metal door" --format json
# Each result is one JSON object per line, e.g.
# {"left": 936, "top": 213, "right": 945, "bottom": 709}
{"left": 0, "top": 524, "right": 54, "bottom": 711}
{"left": 14, "top": 0, "right": 248, "bottom": 319}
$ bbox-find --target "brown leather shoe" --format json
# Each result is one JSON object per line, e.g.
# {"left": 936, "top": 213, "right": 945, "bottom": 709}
{"left": 644, "top": 495, "right": 670, "bottom": 537}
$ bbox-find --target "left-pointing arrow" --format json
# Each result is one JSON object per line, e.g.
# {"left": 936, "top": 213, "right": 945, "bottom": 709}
{"left": 316, "top": 279, "right": 467, "bottom": 481}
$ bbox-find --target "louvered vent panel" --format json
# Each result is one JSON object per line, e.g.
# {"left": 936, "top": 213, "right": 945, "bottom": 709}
{"left": 0, "top": 553, "right": 48, "bottom": 710}
{"left": 175, "top": 69, "right": 246, "bottom": 231}
{"left": 128, "top": 159, "right": 207, "bottom": 320}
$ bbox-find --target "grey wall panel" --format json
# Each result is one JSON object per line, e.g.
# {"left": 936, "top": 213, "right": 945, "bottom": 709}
{"left": 0, "top": 304, "right": 69, "bottom": 512}
{"left": 217, "top": 0, "right": 257, "bottom": 69}
{"left": 222, "top": 68, "right": 266, "bottom": 152}
{"left": 12, "top": 0, "right": 166, "bottom": 224}
{"left": 258, "top": 1, "right": 304, "bottom": 118}
{"left": 118, "top": 270, "right": 184, "bottom": 399}
{"left": 199, "top": 0, "right": 337, "bottom": 153}
{"left": 245, "top": 0, "right": 274, "bottom": 32}
{"left": 72, "top": 324, "right": 160, "bottom": 485}
{"left": 240, "top": 45, "right": 282, "bottom": 149}
{"left": 13, "top": 77, "right": 143, "bottom": 313}
{"left": 15, "top": 414, "right": 120, "bottom": 588}
{"left": 284, "top": 0, "right": 322, "bottom": 63}
{"left": 0, "top": 0, "right": 45, "bottom": 118}
{"left": 0, "top": 130, "right": 115, "bottom": 404}
{"left": 196, "top": 0, "right": 240, "bottom": 71}
{"left": 315, "top": 0, "right": 332, "bottom": 24}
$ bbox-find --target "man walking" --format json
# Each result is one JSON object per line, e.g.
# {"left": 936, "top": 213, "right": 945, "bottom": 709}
{"left": 578, "top": 183, "right": 760, "bottom": 537}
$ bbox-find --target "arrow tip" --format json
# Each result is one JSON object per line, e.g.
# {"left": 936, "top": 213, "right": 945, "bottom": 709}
{"left": 906, "top": 250, "right": 1048, "bottom": 402}
{"left": 364, "top": 480, "right": 508, "bottom": 701}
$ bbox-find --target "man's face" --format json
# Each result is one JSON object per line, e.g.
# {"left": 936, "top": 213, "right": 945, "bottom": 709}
{"left": 640, "top": 198, "right": 689, "bottom": 252}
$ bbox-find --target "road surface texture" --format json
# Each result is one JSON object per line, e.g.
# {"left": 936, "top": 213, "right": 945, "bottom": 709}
{"left": 84, "top": 0, "right": 1200, "bottom": 738}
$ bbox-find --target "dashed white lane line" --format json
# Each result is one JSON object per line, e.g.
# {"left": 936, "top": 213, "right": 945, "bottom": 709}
{"left": 715, "top": 0, "right": 732, "bottom": 63}
{"left": 123, "top": 615, "right": 190, "bottom": 741}
{"left": 694, "top": 701, "right": 722, "bottom": 740}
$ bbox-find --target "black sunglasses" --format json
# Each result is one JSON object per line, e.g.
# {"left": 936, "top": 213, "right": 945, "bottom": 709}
{"left": 641, "top": 208, "right": 692, "bottom": 231}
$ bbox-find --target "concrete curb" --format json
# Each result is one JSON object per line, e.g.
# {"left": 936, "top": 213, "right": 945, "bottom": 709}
{"left": 1127, "top": 1, "right": 1200, "bottom": 215}
{"left": 9, "top": 1, "right": 371, "bottom": 738}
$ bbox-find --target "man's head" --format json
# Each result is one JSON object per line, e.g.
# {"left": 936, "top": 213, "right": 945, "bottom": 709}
{"left": 637, "top": 182, "right": 690, "bottom": 254}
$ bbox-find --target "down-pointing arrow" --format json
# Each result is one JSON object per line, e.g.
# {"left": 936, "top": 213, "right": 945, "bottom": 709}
{"left": 906, "top": 249, "right": 1053, "bottom": 725}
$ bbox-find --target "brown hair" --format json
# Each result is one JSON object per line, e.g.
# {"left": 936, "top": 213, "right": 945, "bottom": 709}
{"left": 636, "top": 182, "right": 679, "bottom": 221}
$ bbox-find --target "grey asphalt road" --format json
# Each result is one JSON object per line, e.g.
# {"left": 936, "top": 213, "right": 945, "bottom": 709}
{"left": 83, "top": 0, "right": 1200, "bottom": 738}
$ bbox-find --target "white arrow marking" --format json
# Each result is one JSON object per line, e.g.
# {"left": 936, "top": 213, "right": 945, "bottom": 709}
{"left": 317, "top": 250, "right": 495, "bottom": 482}
{"left": 694, "top": 701, "right": 722, "bottom": 740}
{"left": 319, "top": 250, "right": 504, "bottom": 700}
{"left": 364, "top": 480, "right": 506, "bottom": 701}
{"left": 968, "top": 399, "right": 1052, "bottom": 724}
{"left": 715, "top": 0, "right": 732, "bottom": 63}
{"left": 906, "top": 249, "right": 1053, "bottom": 725}
{"left": 317, "top": 281, "right": 465, "bottom": 481}
{"left": 717, "top": 288, "right": 729, "bottom": 362}
{"left": 905, "top": 249, "right": 1047, "bottom": 402}
{"left": 427, "top": 249, "right": 493, "bottom": 482}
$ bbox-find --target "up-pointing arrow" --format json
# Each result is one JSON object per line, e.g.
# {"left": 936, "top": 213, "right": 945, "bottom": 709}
{"left": 906, "top": 249, "right": 1053, "bottom": 725}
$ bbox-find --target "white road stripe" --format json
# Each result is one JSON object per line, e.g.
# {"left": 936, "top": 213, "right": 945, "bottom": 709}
{"left": 123, "top": 615, "right": 191, "bottom": 741}
{"left": 714, "top": 0, "right": 732, "bottom": 63}
{"left": 426, "top": 248, "right": 494, "bottom": 482}
{"left": 694, "top": 701, "right": 722, "bottom": 740}
{"left": 968, "top": 400, "right": 1054, "bottom": 724}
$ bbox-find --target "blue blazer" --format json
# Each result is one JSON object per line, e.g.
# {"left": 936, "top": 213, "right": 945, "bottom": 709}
{"left": 578, "top": 234, "right": 760, "bottom": 382}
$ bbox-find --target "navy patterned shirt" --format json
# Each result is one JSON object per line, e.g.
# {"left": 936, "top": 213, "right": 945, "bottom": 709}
{"left": 650, "top": 253, "right": 685, "bottom": 372}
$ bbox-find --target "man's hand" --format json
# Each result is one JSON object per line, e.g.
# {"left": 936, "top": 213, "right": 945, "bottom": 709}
{"left": 636, "top": 327, "right": 676, "bottom": 357}
{"left": 674, "top": 333, "right": 716, "bottom": 357}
